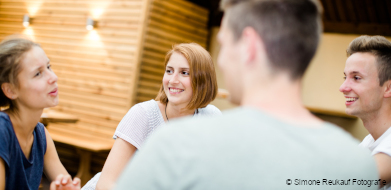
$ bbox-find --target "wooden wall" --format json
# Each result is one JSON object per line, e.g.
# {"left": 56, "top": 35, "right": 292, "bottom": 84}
{"left": 0, "top": 0, "right": 151, "bottom": 174}
{"left": 0, "top": 0, "right": 149, "bottom": 137}
{"left": 135, "top": 0, "right": 209, "bottom": 103}
{"left": 0, "top": 0, "right": 209, "bottom": 176}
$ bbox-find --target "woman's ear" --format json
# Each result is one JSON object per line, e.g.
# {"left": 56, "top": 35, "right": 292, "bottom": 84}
{"left": 384, "top": 80, "right": 391, "bottom": 98}
{"left": 1, "top": 83, "right": 17, "bottom": 100}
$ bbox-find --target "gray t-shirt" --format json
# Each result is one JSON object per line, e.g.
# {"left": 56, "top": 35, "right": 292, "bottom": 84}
{"left": 115, "top": 107, "right": 379, "bottom": 190}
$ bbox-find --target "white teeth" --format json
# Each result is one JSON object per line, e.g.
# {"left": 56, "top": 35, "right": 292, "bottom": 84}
{"left": 169, "top": 88, "right": 184, "bottom": 93}
{"left": 346, "top": 97, "right": 358, "bottom": 102}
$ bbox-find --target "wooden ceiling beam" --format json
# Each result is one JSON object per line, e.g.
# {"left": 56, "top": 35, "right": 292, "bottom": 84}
{"left": 334, "top": 0, "right": 347, "bottom": 22}
{"left": 322, "top": 0, "right": 338, "bottom": 21}
{"left": 386, "top": 1, "right": 391, "bottom": 24}
{"left": 365, "top": 0, "right": 378, "bottom": 23}
{"left": 374, "top": 0, "right": 389, "bottom": 23}
{"left": 324, "top": 21, "right": 391, "bottom": 37}
{"left": 354, "top": 0, "right": 369, "bottom": 22}
{"left": 344, "top": 0, "right": 357, "bottom": 23}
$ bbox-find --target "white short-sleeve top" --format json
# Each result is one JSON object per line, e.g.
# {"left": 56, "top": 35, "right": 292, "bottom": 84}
{"left": 359, "top": 127, "right": 391, "bottom": 190}
{"left": 113, "top": 99, "right": 222, "bottom": 149}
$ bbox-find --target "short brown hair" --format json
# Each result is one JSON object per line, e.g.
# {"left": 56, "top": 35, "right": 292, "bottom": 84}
{"left": 0, "top": 36, "right": 40, "bottom": 110}
{"left": 220, "top": 0, "right": 323, "bottom": 79}
{"left": 347, "top": 35, "right": 391, "bottom": 86}
{"left": 155, "top": 43, "right": 218, "bottom": 110}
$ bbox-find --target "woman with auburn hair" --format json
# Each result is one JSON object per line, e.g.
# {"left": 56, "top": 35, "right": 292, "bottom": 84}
{"left": 83, "top": 43, "right": 221, "bottom": 190}
{"left": 0, "top": 36, "right": 80, "bottom": 190}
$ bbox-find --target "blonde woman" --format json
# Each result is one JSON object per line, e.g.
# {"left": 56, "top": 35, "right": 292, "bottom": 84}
{"left": 0, "top": 37, "right": 80, "bottom": 190}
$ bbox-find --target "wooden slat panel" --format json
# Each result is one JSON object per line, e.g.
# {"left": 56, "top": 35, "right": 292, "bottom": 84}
{"left": 374, "top": 0, "right": 390, "bottom": 24}
{"left": 0, "top": 1, "right": 143, "bottom": 9}
{"left": 148, "top": 19, "right": 207, "bottom": 43}
{"left": 58, "top": 82, "right": 129, "bottom": 99}
{"left": 52, "top": 62, "right": 131, "bottom": 77}
{"left": 334, "top": 0, "right": 347, "bottom": 22}
{"left": 364, "top": 0, "right": 377, "bottom": 23}
{"left": 0, "top": 5, "right": 142, "bottom": 15}
{"left": 353, "top": 0, "right": 369, "bottom": 22}
{"left": 150, "top": 5, "right": 206, "bottom": 29}
{"left": 0, "top": 22, "right": 139, "bottom": 37}
{"left": 54, "top": 69, "right": 131, "bottom": 84}
{"left": 154, "top": 0, "right": 208, "bottom": 23}
{"left": 135, "top": 0, "right": 209, "bottom": 105}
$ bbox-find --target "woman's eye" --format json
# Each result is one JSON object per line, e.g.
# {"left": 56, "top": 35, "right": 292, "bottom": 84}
{"left": 47, "top": 64, "right": 52, "bottom": 70}
{"left": 354, "top": 76, "right": 361, "bottom": 80}
{"left": 182, "top": 71, "right": 189, "bottom": 75}
{"left": 165, "top": 69, "right": 173, "bottom": 74}
{"left": 35, "top": 72, "right": 41, "bottom": 77}
{"left": 343, "top": 76, "right": 346, "bottom": 80}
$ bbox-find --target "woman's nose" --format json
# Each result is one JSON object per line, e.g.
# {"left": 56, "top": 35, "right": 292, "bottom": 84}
{"left": 169, "top": 73, "right": 179, "bottom": 84}
{"left": 48, "top": 71, "right": 58, "bottom": 84}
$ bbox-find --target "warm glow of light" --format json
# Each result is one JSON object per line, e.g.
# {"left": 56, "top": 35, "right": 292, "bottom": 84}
{"left": 91, "top": 9, "right": 105, "bottom": 19}
{"left": 23, "top": 22, "right": 29, "bottom": 27}
{"left": 86, "top": 25, "right": 93, "bottom": 31}
{"left": 89, "top": 1, "right": 111, "bottom": 19}
{"left": 81, "top": 30, "right": 108, "bottom": 64}
{"left": 25, "top": 1, "right": 43, "bottom": 16}
{"left": 86, "top": 30, "right": 101, "bottom": 41}
{"left": 22, "top": 28, "right": 35, "bottom": 41}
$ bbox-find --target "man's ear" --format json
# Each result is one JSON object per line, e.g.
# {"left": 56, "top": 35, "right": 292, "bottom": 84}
{"left": 1, "top": 83, "right": 17, "bottom": 100}
{"left": 241, "top": 27, "right": 266, "bottom": 66}
{"left": 384, "top": 80, "right": 391, "bottom": 98}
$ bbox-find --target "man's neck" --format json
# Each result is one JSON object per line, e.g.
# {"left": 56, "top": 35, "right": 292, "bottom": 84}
{"left": 360, "top": 107, "right": 391, "bottom": 140}
{"left": 241, "top": 77, "right": 322, "bottom": 127}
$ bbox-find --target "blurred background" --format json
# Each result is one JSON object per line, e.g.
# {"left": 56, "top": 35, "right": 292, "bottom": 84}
{"left": 0, "top": 0, "right": 389, "bottom": 187}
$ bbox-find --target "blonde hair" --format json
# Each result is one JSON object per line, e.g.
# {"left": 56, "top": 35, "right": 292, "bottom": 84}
{"left": 155, "top": 43, "right": 218, "bottom": 110}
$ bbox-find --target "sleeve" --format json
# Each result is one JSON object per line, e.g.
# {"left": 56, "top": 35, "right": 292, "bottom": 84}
{"left": 114, "top": 128, "right": 179, "bottom": 190}
{"left": 0, "top": 117, "right": 12, "bottom": 168}
{"left": 201, "top": 104, "right": 222, "bottom": 116}
{"left": 113, "top": 104, "right": 149, "bottom": 150}
{"left": 81, "top": 172, "right": 101, "bottom": 190}
{"left": 372, "top": 134, "right": 391, "bottom": 157}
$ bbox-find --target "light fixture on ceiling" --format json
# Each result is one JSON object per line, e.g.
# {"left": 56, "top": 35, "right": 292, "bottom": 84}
{"left": 23, "top": 14, "right": 30, "bottom": 27}
{"left": 86, "top": 17, "right": 95, "bottom": 30}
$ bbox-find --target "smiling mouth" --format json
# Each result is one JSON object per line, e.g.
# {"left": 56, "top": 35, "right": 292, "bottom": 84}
{"left": 169, "top": 87, "right": 184, "bottom": 93}
{"left": 346, "top": 97, "right": 358, "bottom": 102}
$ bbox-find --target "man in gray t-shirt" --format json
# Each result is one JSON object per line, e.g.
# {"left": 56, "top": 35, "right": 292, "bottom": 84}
{"left": 114, "top": 0, "right": 379, "bottom": 189}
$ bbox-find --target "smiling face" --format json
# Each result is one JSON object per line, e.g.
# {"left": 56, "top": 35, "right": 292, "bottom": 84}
{"left": 163, "top": 52, "right": 193, "bottom": 106}
{"left": 339, "top": 52, "right": 384, "bottom": 117}
{"left": 14, "top": 46, "right": 58, "bottom": 110}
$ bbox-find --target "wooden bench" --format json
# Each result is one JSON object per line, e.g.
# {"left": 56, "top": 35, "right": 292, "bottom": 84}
{"left": 46, "top": 122, "right": 114, "bottom": 185}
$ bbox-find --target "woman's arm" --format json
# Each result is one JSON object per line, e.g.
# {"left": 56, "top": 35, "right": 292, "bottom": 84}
{"left": 0, "top": 157, "right": 5, "bottom": 190}
{"left": 96, "top": 138, "right": 137, "bottom": 190}
{"left": 44, "top": 127, "right": 81, "bottom": 189}
{"left": 43, "top": 127, "right": 68, "bottom": 181}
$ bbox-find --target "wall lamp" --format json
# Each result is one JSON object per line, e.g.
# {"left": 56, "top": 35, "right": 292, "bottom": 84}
{"left": 23, "top": 14, "right": 30, "bottom": 27}
{"left": 86, "top": 17, "right": 95, "bottom": 30}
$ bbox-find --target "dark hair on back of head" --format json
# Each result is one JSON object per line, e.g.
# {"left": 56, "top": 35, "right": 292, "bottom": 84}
{"left": 0, "top": 35, "right": 40, "bottom": 110}
{"left": 220, "top": 0, "right": 323, "bottom": 80}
